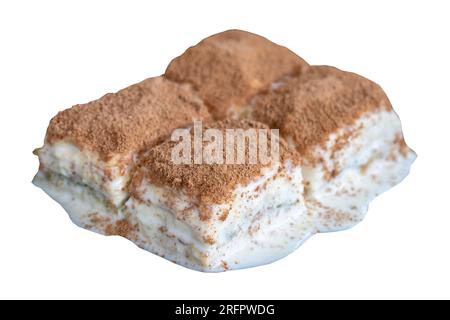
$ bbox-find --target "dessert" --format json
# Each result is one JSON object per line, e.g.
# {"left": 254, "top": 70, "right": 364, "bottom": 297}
{"left": 165, "top": 29, "right": 309, "bottom": 120}
{"left": 126, "top": 120, "right": 313, "bottom": 271}
{"left": 33, "top": 76, "right": 211, "bottom": 232}
{"left": 33, "top": 29, "right": 416, "bottom": 271}
{"left": 250, "top": 66, "right": 416, "bottom": 231}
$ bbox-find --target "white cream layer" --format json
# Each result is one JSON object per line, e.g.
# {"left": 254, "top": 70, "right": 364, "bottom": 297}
{"left": 297, "top": 110, "right": 416, "bottom": 231}
{"left": 37, "top": 141, "right": 131, "bottom": 206}
{"left": 32, "top": 171, "right": 122, "bottom": 233}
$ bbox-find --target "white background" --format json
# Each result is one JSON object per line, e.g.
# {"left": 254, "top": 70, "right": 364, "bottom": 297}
{"left": 1, "top": 0, "right": 449, "bottom": 299}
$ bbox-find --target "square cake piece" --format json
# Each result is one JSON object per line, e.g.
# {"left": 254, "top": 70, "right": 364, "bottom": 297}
{"left": 125, "top": 120, "right": 314, "bottom": 271}
{"left": 250, "top": 66, "right": 416, "bottom": 231}
{"left": 165, "top": 29, "right": 309, "bottom": 120}
{"left": 33, "top": 76, "right": 211, "bottom": 232}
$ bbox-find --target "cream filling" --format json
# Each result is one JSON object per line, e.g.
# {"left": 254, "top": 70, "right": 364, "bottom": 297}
{"left": 308, "top": 147, "right": 415, "bottom": 231}
{"left": 37, "top": 141, "right": 131, "bottom": 206}
{"left": 32, "top": 171, "right": 122, "bottom": 233}
{"left": 128, "top": 200, "right": 312, "bottom": 272}
{"left": 297, "top": 110, "right": 416, "bottom": 231}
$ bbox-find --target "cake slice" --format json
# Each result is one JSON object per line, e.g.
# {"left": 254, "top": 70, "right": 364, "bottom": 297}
{"left": 250, "top": 66, "right": 416, "bottom": 231}
{"left": 33, "top": 76, "right": 211, "bottom": 233}
{"left": 165, "top": 29, "right": 309, "bottom": 120}
{"left": 125, "top": 120, "right": 313, "bottom": 271}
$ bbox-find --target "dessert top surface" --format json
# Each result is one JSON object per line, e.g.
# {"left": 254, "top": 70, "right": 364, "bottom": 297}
{"left": 251, "top": 65, "right": 393, "bottom": 156}
{"left": 45, "top": 76, "right": 211, "bottom": 160}
{"left": 165, "top": 29, "right": 309, "bottom": 119}
{"left": 131, "top": 119, "right": 299, "bottom": 206}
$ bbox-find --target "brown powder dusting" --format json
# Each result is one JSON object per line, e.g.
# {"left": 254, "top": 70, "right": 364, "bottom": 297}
{"left": 251, "top": 66, "right": 393, "bottom": 160}
{"left": 45, "top": 76, "right": 211, "bottom": 160}
{"left": 330, "top": 123, "right": 364, "bottom": 159}
{"left": 105, "top": 219, "right": 134, "bottom": 238}
{"left": 221, "top": 261, "right": 229, "bottom": 270}
{"left": 132, "top": 119, "right": 298, "bottom": 206}
{"left": 219, "top": 209, "right": 229, "bottom": 221}
{"left": 394, "top": 133, "right": 409, "bottom": 157}
{"left": 321, "top": 123, "right": 365, "bottom": 180}
{"left": 360, "top": 157, "right": 377, "bottom": 175}
{"left": 165, "top": 29, "right": 309, "bottom": 120}
{"left": 88, "top": 212, "right": 110, "bottom": 225}
{"left": 203, "top": 235, "right": 216, "bottom": 245}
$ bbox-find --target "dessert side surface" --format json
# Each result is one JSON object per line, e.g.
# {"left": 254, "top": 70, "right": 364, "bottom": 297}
{"left": 33, "top": 29, "right": 416, "bottom": 272}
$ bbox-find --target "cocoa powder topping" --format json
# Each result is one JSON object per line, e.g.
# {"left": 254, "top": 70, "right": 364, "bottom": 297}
{"left": 165, "top": 29, "right": 309, "bottom": 120}
{"left": 45, "top": 76, "right": 211, "bottom": 160}
{"left": 133, "top": 119, "right": 298, "bottom": 206}
{"left": 251, "top": 66, "right": 392, "bottom": 157}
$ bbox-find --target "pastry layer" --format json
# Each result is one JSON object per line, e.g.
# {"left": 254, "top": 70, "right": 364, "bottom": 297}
{"left": 249, "top": 66, "right": 416, "bottom": 231}
{"left": 127, "top": 159, "right": 312, "bottom": 272}
{"left": 36, "top": 76, "right": 211, "bottom": 207}
{"left": 36, "top": 142, "right": 131, "bottom": 207}
{"left": 124, "top": 119, "right": 311, "bottom": 271}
